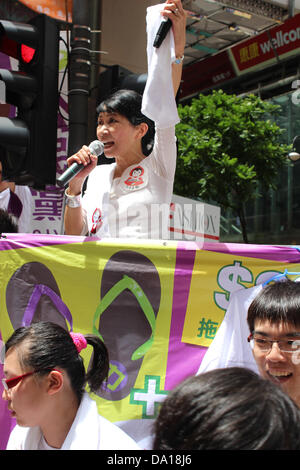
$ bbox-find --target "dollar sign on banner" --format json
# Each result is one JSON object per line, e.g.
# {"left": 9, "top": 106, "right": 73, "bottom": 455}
{"left": 214, "top": 261, "right": 253, "bottom": 311}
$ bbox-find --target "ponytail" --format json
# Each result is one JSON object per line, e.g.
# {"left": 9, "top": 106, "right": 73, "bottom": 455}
{"left": 4, "top": 322, "right": 110, "bottom": 402}
{"left": 85, "top": 334, "right": 109, "bottom": 393}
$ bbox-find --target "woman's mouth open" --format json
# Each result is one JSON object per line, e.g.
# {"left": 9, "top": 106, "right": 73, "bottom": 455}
{"left": 103, "top": 141, "right": 114, "bottom": 151}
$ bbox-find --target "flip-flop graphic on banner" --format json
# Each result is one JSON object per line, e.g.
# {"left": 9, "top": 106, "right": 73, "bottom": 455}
{"left": 6, "top": 262, "right": 72, "bottom": 331}
{"left": 93, "top": 250, "right": 161, "bottom": 402}
{"left": 93, "top": 275, "right": 157, "bottom": 400}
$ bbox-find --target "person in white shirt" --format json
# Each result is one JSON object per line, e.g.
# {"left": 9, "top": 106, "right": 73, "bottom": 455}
{"left": 2, "top": 321, "right": 140, "bottom": 450}
{"left": 0, "top": 162, "right": 33, "bottom": 233}
{"left": 64, "top": 0, "right": 187, "bottom": 239}
{"left": 247, "top": 279, "right": 300, "bottom": 408}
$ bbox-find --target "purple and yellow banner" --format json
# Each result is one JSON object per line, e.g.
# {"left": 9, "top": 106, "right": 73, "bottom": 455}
{"left": 1, "top": 234, "right": 300, "bottom": 449}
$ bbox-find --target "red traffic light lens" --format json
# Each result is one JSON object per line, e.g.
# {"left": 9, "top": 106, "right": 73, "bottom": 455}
{"left": 20, "top": 44, "right": 35, "bottom": 63}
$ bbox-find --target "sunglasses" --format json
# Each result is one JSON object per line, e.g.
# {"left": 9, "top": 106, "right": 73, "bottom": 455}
{"left": 2, "top": 368, "right": 59, "bottom": 391}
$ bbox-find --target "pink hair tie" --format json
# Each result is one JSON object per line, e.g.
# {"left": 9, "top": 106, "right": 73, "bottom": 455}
{"left": 70, "top": 332, "right": 87, "bottom": 353}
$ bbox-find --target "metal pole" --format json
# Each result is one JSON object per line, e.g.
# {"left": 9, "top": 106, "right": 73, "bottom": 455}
{"left": 288, "top": 0, "right": 295, "bottom": 17}
{"left": 287, "top": 97, "right": 293, "bottom": 231}
{"left": 68, "top": 0, "right": 91, "bottom": 156}
{"left": 88, "top": 0, "right": 102, "bottom": 144}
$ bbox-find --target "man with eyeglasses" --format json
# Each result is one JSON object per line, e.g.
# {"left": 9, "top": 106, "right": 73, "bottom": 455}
{"left": 247, "top": 279, "right": 300, "bottom": 407}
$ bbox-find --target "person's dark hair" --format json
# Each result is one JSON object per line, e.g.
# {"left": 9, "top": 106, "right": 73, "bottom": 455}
{"left": 97, "top": 89, "right": 155, "bottom": 156}
{"left": 153, "top": 367, "right": 300, "bottom": 450}
{"left": 247, "top": 279, "right": 300, "bottom": 333}
{"left": 4, "top": 321, "right": 109, "bottom": 402}
{"left": 0, "top": 209, "right": 18, "bottom": 233}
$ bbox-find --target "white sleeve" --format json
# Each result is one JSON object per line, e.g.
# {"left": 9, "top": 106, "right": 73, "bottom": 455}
{"left": 99, "top": 416, "right": 141, "bottom": 450}
{"left": 147, "top": 126, "right": 177, "bottom": 181}
{"left": 141, "top": 4, "right": 179, "bottom": 129}
{"left": 14, "top": 186, "right": 34, "bottom": 233}
{"left": 80, "top": 207, "right": 89, "bottom": 236}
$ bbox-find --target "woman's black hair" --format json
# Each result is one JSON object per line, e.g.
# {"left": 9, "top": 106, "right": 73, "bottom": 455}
{"left": 247, "top": 279, "right": 300, "bottom": 333}
{"left": 97, "top": 89, "right": 155, "bottom": 156}
{"left": 153, "top": 367, "right": 300, "bottom": 450}
{"left": 4, "top": 321, "right": 109, "bottom": 403}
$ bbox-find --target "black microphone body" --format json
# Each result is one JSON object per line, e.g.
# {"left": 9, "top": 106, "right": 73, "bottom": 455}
{"left": 56, "top": 140, "right": 104, "bottom": 188}
{"left": 153, "top": 17, "right": 172, "bottom": 48}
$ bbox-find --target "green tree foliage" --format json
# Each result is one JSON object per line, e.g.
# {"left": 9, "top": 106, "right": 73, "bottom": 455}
{"left": 174, "top": 90, "right": 291, "bottom": 242}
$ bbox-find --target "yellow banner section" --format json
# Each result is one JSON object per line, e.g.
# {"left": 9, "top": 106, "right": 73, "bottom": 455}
{"left": 1, "top": 235, "right": 300, "bottom": 428}
{"left": 182, "top": 249, "right": 300, "bottom": 347}
{"left": 0, "top": 239, "right": 177, "bottom": 423}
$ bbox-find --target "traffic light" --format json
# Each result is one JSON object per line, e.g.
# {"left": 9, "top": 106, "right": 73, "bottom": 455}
{"left": 0, "top": 14, "right": 59, "bottom": 188}
{"left": 97, "top": 65, "right": 147, "bottom": 107}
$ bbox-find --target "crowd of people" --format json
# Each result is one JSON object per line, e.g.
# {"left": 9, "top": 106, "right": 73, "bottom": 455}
{"left": 1, "top": 0, "right": 300, "bottom": 452}
{"left": 0, "top": 161, "right": 33, "bottom": 234}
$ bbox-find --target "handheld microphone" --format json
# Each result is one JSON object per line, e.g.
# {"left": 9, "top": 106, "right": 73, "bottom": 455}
{"left": 56, "top": 140, "right": 104, "bottom": 188}
{"left": 153, "top": 17, "right": 172, "bottom": 48}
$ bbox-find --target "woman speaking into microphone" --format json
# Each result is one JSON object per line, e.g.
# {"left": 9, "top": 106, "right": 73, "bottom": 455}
{"left": 63, "top": 0, "right": 186, "bottom": 239}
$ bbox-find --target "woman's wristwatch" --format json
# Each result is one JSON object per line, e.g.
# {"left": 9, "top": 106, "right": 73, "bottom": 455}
{"left": 65, "top": 189, "right": 81, "bottom": 208}
{"left": 173, "top": 55, "right": 184, "bottom": 65}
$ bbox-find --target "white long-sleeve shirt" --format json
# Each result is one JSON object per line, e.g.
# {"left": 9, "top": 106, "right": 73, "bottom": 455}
{"left": 81, "top": 126, "right": 177, "bottom": 239}
{"left": 80, "top": 4, "right": 179, "bottom": 240}
{"left": 0, "top": 186, "right": 33, "bottom": 233}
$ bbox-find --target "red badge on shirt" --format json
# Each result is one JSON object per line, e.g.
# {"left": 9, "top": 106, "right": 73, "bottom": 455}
{"left": 91, "top": 208, "right": 103, "bottom": 234}
{"left": 124, "top": 166, "right": 145, "bottom": 188}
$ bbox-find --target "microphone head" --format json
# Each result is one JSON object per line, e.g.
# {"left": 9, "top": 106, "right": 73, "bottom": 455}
{"left": 89, "top": 140, "right": 104, "bottom": 156}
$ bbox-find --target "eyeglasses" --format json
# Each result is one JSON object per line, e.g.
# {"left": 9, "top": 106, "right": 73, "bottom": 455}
{"left": 248, "top": 333, "right": 300, "bottom": 354}
{"left": 2, "top": 368, "right": 59, "bottom": 391}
